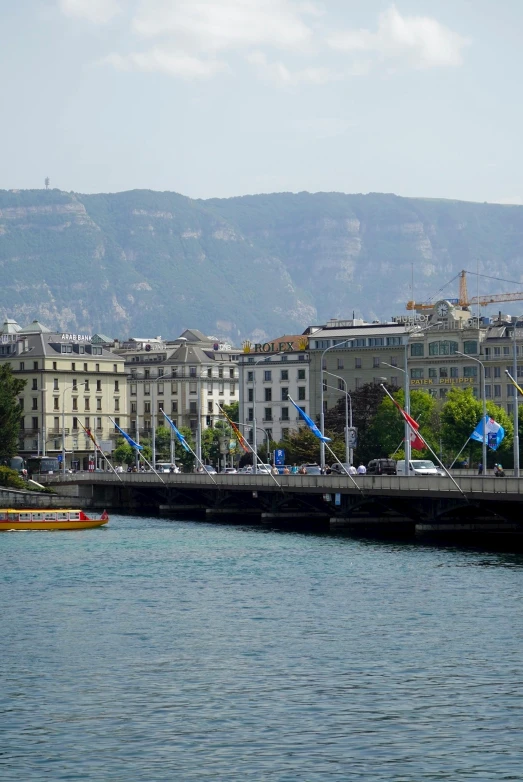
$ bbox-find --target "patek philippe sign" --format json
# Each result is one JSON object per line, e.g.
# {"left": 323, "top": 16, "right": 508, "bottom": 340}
{"left": 410, "top": 377, "right": 475, "bottom": 386}
{"left": 61, "top": 334, "right": 92, "bottom": 342}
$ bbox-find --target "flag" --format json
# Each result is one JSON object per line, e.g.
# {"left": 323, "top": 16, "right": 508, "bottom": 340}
{"left": 505, "top": 370, "right": 523, "bottom": 397}
{"left": 391, "top": 398, "right": 425, "bottom": 451}
{"left": 111, "top": 417, "right": 143, "bottom": 451}
{"left": 470, "top": 415, "right": 505, "bottom": 451}
{"left": 78, "top": 420, "right": 100, "bottom": 450}
{"left": 160, "top": 409, "right": 191, "bottom": 452}
{"left": 217, "top": 403, "right": 249, "bottom": 452}
{"left": 288, "top": 397, "right": 331, "bottom": 442}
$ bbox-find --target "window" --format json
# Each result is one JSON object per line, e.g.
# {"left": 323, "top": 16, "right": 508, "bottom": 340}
{"left": 95, "top": 363, "right": 100, "bottom": 372}
{"left": 229, "top": 368, "right": 234, "bottom": 379}
{"left": 264, "top": 388, "right": 272, "bottom": 402}
{"left": 281, "top": 387, "right": 288, "bottom": 401}
{"left": 230, "top": 384, "right": 236, "bottom": 395}
{"left": 429, "top": 341, "right": 458, "bottom": 356}
{"left": 144, "top": 383, "right": 150, "bottom": 395}
{"left": 207, "top": 368, "right": 212, "bottom": 378}
{"left": 32, "top": 378, "right": 38, "bottom": 390}
{"left": 463, "top": 341, "right": 478, "bottom": 354}
{"left": 20, "top": 362, "right": 25, "bottom": 371}
{"left": 219, "top": 383, "right": 225, "bottom": 395}
{"left": 463, "top": 366, "right": 477, "bottom": 377}
{"left": 281, "top": 407, "right": 289, "bottom": 421}
{"left": 439, "top": 367, "right": 448, "bottom": 378}
{"left": 157, "top": 383, "right": 163, "bottom": 395}
{"left": 484, "top": 367, "right": 491, "bottom": 378}
{"left": 53, "top": 398, "right": 59, "bottom": 410}
{"left": 72, "top": 397, "right": 78, "bottom": 411}
{"left": 373, "top": 357, "right": 380, "bottom": 368}
{"left": 33, "top": 361, "right": 38, "bottom": 370}
{"left": 71, "top": 362, "right": 75, "bottom": 371}
{"left": 190, "top": 366, "right": 197, "bottom": 378}
{"left": 53, "top": 362, "right": 57, "bottom": 370}
{"left": 494, "top": 384, "right": 501, "bottom": 397}
{"left": 19, "top": 398, "right": 24, "bottom": 410}
{"left": 85, "top": 417, "right": 90, "bottom": 429}
{"left": 189, "top": 401, "right": 197, "bottom": 414}
{"left": 247, "top": 371, "right": 254, "bottom": 382}
{"left": 507, "top": 384, "right": 515, "bottom": 397}
{"left": 338, "top": 378, "right": 344, "bottom": 391}
{"left": 84, "top": 398, "right": 90, "bottom": 410}
{"left": 281, "top": 428, "right": 289, "bottom": 439}
{"left": 208, "top": 383, "right": 213, "bottom": 394}
{"left": 114, "top": 364, "right": 118, "bottom": 373}
{"left": 494, "top": 347, "right": 501, "bottom": 357}
{"left": 79, "top": 346, "right": 84, "bottom": 354}
{"left": 93, "top": 348, "right": 102, "bottom": 356}
{"left": 171, "top": 401, "right": 178, "bottom": 413}
{"left": 315, "top": 340, "right": 330, "bottom": 349}
{"left": 97, "top": 399, "right": 102, "bottom": 411}
{"left": 297, "top": 369, "right": 305, "bottom": 380}
{"left": 54, "top": 416, "right": 59, "bottom": 431}
{"left": 171, "top": 382, "right": 178, "bottom": 394}
{"left": 32, "top": 416, "right": 38, "bottom": 429}
{"left": 298, "top": 386, "right": 306, "bottom": 400}
{"left": 96, "top": 417, "right": 102, "bottom": 430}
{"left": 450, "top": 367, "right": 458, "bottom": 378}
{"left": 369, "top": 338, "right": 384, "bottom": 346}
{"left": 144, "top": 401, "right": 151, "bottom": 414}
{"left": 217, "top": 367, "right": 223, "bottom": 379}
{"left": 411, "top": 369, "right": 424, "bottom": 379}
{"left": 96, "top": 379, "right": 101, "bottom": 392}
{"left": 494, "top": 367, "right": 501, "bottom": 378}
{"left": 248, "top": 389, "right": 254, "bottom": 402}
{"left": 248, "top": 408, "right": 253, "bottom": 421}
{"left": 73, "top": 417, "right": 78, "bottom": 430}
{"left": 53, "top": 378, "right": 59, "bottom": 390}
{"left": 355, "top": 358, "right": 362, "bottom": 369}
{"left": 264, "top": 408, "right": 272, "bottom": 421}
{"left": 84, "top": 363, "right": 88, "bottom": 372}
{"left": 390, "top": 357, "right": 398, "bottom": 367}
{"left": 61, "top": 345, "right": 73, "bottom": 354}
{"left": 429, "top": 368, "right": 437, "bottom": 378}
{"left": 32, "top": 398, "right": 38, "bottom": 410}
{"left": 411, "top": 343, "right": 424, "bottom": 357}
{"left": 130, "top": 383, "right": 137, "bottom": 395}
{"left": 131, "top": 402, "right": 137, "bottom": 413}
{"left": 114, "top": 380, "right": 119, "bottom": 392}
{"left": 264, "top": 370, "right": 272, "bottom": 381}
{"left": 503, "top": 346, "right": 510, "bottom": 356}
{"left": 337, "top": 358, "right": 344, "bottom": 369}
{"left": 391, "top": 376, "right": 398, "bottom": 387}
{"left": 207, "top": 401, "right": 213, "bottom": 414}
{"left": 387, "top": 337, "right": 401, "bottom": 346}
{"left": 281, "top": 369, "right": 288, "bottom": 381}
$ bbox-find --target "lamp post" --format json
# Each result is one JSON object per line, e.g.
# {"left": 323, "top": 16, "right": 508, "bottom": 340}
{"left": 235, "top": 421, "right": 271, "bottom": 465}
{"left": 324, "top": 371, "right": 352, "bottom": 465}
{"left": 456, "top": 351, "right": 487, "bottom": 474}
{"left": 512, "top": 321, "right": 521, "bottom": 477}
{"left": 319, "top": 339, "right": 353, "bottom": 470}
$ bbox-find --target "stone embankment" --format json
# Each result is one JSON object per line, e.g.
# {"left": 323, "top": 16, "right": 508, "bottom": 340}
{"left": 0, "top": 487, "right": 90, "bottom": 509}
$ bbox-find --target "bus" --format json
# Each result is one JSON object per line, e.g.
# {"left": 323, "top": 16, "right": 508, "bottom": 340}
{"left": 26, "top": 456, "right": 61, "bottom": 476}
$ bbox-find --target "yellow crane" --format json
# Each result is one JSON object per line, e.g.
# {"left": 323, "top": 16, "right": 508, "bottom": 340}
{"left": 406, "top": 270, "right": 523, "bottom": 311}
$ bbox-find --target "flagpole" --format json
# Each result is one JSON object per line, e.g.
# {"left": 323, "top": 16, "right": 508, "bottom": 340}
{"left": 109, "top": 416, "right": 166, "bottom": 484}
{"left": 380, "top": 385, "right": 466, "bottom": 497}
{"left": 215, "top": 404, "right": 282, "bottom": 490}
{"left": 449, "top": 437, "right": 472, "bottom": 470}
{"left": 160, "top": 409, "right": 217, "bottom": 485}
{"left": 78, "top": 420, "right": 123, "bottom": 483}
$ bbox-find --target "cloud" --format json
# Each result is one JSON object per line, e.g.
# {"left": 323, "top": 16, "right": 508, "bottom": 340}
{"left": 328, "top": 5, "right": 469, "bottom": 69}
{"left": 132, "top": 0, "right": 317, "bottom": 52}
{"left": 247, "top": 51, "right": 337, "bottom": 86}
{"left": 103, "top": 49, "right": 228, "bottom": 79}
{"left": 59, "top": 0, "right": 122, "bottom": 24}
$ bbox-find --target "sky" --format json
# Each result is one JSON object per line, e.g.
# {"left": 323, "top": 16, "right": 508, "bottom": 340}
{"left": 1, "top": 0, "right": 522, "bottom": 203}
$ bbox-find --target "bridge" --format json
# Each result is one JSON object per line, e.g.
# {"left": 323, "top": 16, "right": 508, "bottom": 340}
{"left": 38, "top": 472, "right": 523, "bottom": 540}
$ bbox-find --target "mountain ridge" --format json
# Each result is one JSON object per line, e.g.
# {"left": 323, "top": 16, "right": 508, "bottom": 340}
{"left": 1, "top": 188, "right": 523, "bottom": 340}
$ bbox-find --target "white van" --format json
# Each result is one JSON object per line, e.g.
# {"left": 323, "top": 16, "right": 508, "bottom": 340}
{"left": 155, "top": 462, "right": 180, "bottom": 473}
{"left": 396, "top": 459, "right": 440, "bottom": 476}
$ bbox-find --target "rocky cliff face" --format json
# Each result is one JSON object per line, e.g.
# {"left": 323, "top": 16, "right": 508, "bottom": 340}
{"left": 1, "top": 188, "right": 523, "bottom": 340}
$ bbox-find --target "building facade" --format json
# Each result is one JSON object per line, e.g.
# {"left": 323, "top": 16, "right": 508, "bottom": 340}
{"left": 0, "top": 319, "right": 127, "bottom": 470}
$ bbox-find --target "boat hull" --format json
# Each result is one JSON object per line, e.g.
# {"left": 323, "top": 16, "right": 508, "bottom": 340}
{"left": 0, "top": 519, "right": 108, "bottom": 531}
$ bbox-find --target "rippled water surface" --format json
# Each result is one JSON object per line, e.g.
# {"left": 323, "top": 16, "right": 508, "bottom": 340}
{"left": 1, "top": 515, "right": 523, "bottom": 781}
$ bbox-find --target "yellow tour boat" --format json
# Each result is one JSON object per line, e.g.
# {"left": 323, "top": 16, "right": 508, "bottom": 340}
{"left": 0, "top": 508, "right": 109, "bottom": 531}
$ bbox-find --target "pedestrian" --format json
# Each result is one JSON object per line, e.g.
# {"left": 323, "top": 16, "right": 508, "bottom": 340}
{"left": 283, "top": 466, "right": 290, "bottom": 475}
{"left": 477, "top": 462, "right": 483, "bottom": 475}
{"left": 357, "top": 463, "right": 367, "bottom": 475}
{"left": 291, "top": 464, "right": 298, "bottom": 474}
{"left": 349, "top": 465, "right": 357, "bottom": 475}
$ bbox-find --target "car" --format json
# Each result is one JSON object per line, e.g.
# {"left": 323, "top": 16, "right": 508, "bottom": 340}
{"left": 396, "top": 459, "right": 441, "bottom": 476}
{"left": 300, "top": 464, "right": 322, "bottom": 475}
{"left": 254, "top": 464, "right": 272, "bottom": 474}
{"left": 330, "top": 462, "right": 353, "bottom": 475}
{"left": 221, "top": 467, "right": 237, "bottom": 474}
{"left": 366, "top": 458, "right": 397, "bottom": 476}
{"left": 201, "top": 465, "right": 217, "bottom": 474}
{"left": 237, "top": 466, "right": 253, "bottom": 474}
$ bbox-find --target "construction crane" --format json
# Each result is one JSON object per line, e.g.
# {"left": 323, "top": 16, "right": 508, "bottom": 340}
{"left": 406, "top": 270, "right": 523, "bottom": 311}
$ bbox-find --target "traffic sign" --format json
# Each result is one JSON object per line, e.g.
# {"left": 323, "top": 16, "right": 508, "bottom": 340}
{"left": 274, "top": 448, "right": 285, "bottom": 466}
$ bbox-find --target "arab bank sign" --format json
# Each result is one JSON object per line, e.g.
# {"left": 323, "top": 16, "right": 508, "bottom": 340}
{"left": 61, "top": 334, "right": 92, "bottom": 342}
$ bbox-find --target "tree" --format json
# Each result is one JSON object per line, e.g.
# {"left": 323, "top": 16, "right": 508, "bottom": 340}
{"left": 365, "top": 389, "right": 440, "bottom": 460}
{"left": 154, "top": 425, "right": 172, "bottom": 460}
{"left": 222, "top": 401, "right": 239, "bottom": 423}
{"left": 175, "top": 427, "right": 196, "bottom": 472}
{"left": 113, "top": 437, "right": 152, "bottom": 466}
{"left": 440, "top": 387, "right": 513, "bottom": 467}
{"left": 0, "top": 365, "right": 26, "bottom": 462}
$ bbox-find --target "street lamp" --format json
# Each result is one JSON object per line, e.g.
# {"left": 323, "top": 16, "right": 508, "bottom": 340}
{"left": 455, "top": 350, "right": 487, "bottom": 474}
{"left": 319, "top": 339, "right": 353, "bottom": 469}
{"left": 511, "top": 319, "right": 521, "bottom": 477}
{"left": 324, "top": 371, "right": 352, "bottom": 465}
{"left": 234, "top": 421, "right": 272, "bottom": 466}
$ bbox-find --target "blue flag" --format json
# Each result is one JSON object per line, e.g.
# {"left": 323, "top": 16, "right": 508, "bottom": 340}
{"left": 470, "top": 415, "right": 505, "bottom": 451}
{"left": 160, "top": 409, "right": 191, "bottom": 452}
{"left": 111, "top": 418, "right": 143, "bottom": 450}
{"left": 288, "top": 397, "right": 331, "bottom": 442}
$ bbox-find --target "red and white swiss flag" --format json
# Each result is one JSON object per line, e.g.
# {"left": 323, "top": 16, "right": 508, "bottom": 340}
{"left": 393, "top": 401, "right": 426, "bottom": 451}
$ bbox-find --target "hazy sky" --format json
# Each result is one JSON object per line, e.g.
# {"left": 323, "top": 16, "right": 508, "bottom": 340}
{"left": 2, "top": 1, "right": 522, "bottom": 202}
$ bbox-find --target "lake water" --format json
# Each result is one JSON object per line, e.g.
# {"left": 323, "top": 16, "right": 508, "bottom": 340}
{"left": 1, "top": 514, "right": 522, "bottom": 781}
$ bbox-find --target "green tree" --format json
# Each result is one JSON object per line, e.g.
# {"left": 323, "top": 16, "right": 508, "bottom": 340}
{"left": 222, "top": 401, "right": 239, "bottom": 423}
{"left": 441, "top": 387, "right": 513, "bottom": 467}
{"left": 0, "top": 365, "right": 26, "bottom": 462}
{"left": 113, "top": 437, "right": 152, "bottom": 466}
{"left": 175, "top": 427, "right": 196, "bottom": 472}
{"left": 365, "top": 389, "right": 440, "bottom": 460}
{"left": 154, "top": 425, "right": 172, "bottom": 460}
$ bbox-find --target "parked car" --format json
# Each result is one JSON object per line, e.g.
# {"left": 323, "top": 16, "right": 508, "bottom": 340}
{"left": 396, "top": 459, "right": 440, "bottom": 476}
{"left": 221, "top": 467, "right": 237, "bottom": 474}
{"left": 330, "top": 462, "right": 353, "bottom": 475}
{"left": 300, "top": 464, "right": 322, "bottom": 475}
{"left": 237, "top": 466, "right": 253, "bottom": 474}
{"left": 254, "top": 464, "right": 272, "bottom": 474}
{"left": 201, "top": 465, "right": 217, "bottom": 474}
{"left": 366, "top": 458, "right": 397, "bottom": 476}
